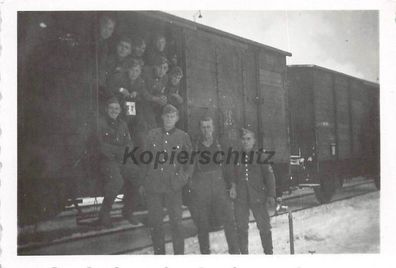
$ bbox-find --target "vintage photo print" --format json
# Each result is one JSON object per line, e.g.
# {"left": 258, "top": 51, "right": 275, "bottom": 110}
{"left": 1, "top": 0, "right": 395, "bottom": 267}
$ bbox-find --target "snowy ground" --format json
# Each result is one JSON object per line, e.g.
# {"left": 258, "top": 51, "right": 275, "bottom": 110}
{"left": 134, "top": 191, "right": 380, "bottom": 254}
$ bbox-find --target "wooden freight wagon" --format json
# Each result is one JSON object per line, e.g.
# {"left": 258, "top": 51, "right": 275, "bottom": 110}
{"left": 287, "top": 65, "right": 380, "bottom": 203}
{"left": 18, "top": 11, "right": 292, "bottom": 225}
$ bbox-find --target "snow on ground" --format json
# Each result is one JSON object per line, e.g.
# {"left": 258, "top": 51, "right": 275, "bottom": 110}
{"left": 135, "top": 191, "right": 379, "bottom": 254}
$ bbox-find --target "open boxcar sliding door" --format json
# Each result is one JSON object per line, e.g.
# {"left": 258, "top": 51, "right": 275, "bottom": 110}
{"left": 18, "top": 12, "right": 98, "bottom": 225}
{"left": 334, "top": 74, "right": 353, "bottom": 185}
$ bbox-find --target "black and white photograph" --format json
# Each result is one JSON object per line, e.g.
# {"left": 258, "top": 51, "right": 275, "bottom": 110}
{"left": 1, "top": 0, "right": 396, "bottom": 267}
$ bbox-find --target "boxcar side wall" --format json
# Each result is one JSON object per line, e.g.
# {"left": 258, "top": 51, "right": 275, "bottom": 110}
{"left": 350, "top": 78, "right": 367, "bottom": 176}
{"left": 333, "top": 73, "right": 354, "bottom": 178}
{"left": 288, "top": 65, "right": 380, "bottom": 184}
{"left": 183, "top": 27, "right": 290, "bottom": 193}
{"left": 364, "top": 84, "right": 380, "bottom": 176}
{"left": 312, "top": 68, "right": 337, "bottom": 162}
{"left": 257, "top": 50, "right": 290, "bottom": 193}
{"left": 258, "top": 51, "right": 290, "bottom": 163}
{"left": 287, "top": 67, "right": 316, "bottom": 159}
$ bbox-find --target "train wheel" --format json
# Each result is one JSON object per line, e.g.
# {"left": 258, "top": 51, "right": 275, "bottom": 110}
{"left": 313, "top": 174, "right": 336, "bottom": 204}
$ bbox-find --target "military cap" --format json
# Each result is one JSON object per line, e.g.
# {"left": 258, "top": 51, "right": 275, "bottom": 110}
{"left": 169, "top": 66, "right": 183, "bottom": 77}
{"left": 118, "top": 35, "right": 132, "bottom": 46}
{"left": 99, "top": 14, "right": 116, "bottom": 26}
{"left": 241, "top": 127, "right": 256, "bottom": 138}
{"left": 162, "top": 104, "right": 179, "bottom": 115}
{"left": 131, "top": 35, "right": 146, "bottom": 47}
{"left": 106, "top": 96, "right": 120, "bottom": 106}
{"left": 153, "top": 33, "right": 166, "bottom": 42}
{"left": 152, "top": 55, "right": 169, "bottom": 66}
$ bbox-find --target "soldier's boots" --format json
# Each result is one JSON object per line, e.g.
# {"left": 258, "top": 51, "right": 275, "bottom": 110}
{"left": 92, "top": 212, "right": 113, "bottom": 228}
{"left": 122, "top": 208, "right": 140, "bottom": 226}
{"left": 150, "top": 227, "right": 166, "bottom": 254}
{"left": 237, "top": 229, "right": 249, "bottom": 254}
{"left": 197, "top": 231, "right": 211, "bottom": 254}
{"left": 260, "top": 231, "right": 273, "bottom": 255}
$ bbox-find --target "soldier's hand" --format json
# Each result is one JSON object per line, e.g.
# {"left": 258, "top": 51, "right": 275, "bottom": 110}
{"left": 130, "top": 91, "right": 138, "bottom": 98}
{"left": 159, "top": 95, "right": 167, "bottom": 105}
{"left": 153, "top": 96, "right": 166, "bottom": 106}
{"left": 171, "top": 93, "right": 183, "bottom": 104}
{"left": 229, "top": 185, "right": 237, "bottom": 199}
{"left": 266, "top": 197, "right": 276, "bottom": 210}
{"left": 119, "top": 87, "right": 129, "bottom": 97}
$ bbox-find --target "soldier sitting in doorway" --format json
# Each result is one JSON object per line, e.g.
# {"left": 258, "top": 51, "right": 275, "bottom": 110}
{"left": 97, "top": 15, "right": 116, "bottom": 110}
{"left": 95, "top": 97, "right": 141, "bottom": 227}
{"left": 97, "top": 15, "right": 116, "bottom": 89}
{"left": 102, "top": 36, "right": 133, "bottom": 101}
{"left": 230, "top": 128, "right": 276, "bottom": 254}
{"left": 130, "top": 35, "right": 146, "bottom": 66}
{"left": 145, "top": 33, "right": 167, "bottom": 66}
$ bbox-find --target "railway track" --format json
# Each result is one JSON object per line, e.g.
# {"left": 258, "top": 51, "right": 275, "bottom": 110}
{"left": 18, "top": 178, "right": 377, "bottom": 255}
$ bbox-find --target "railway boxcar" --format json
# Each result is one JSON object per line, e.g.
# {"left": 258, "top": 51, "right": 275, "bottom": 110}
{"left": 18, "top": 11, "right": 292, "bottom": 225}
{"left": 287, "top": 65, "right": 380, "bottom": 203}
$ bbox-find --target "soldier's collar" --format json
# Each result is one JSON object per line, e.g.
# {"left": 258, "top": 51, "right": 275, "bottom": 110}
{"left": 106, "top": 115, "right": 119, "bottom": 124}
{"left": 162, "top": 126, "right": 176, "bottom": 135}
{"left": 199, "top": 137, "right": 219, "bottom": 148}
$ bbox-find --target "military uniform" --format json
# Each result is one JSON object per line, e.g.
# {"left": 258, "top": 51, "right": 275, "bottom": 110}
{"left": 190, "top": 139, "right": 240, "bottom": 254}
{"left": 141, "top": 66, "right": 169, "bottom": 129}
{"left": 165, "top": 82, "right": 183, "bottom": 108}
{"left": 145, "top": 49, "right": 167, "bottom": 66}
{"left": 103, "top": 55, "right": 132, "bottom": 100}
{"left": 143, "top": 126, "right": 193, "bottom": 254}
{"left": 97, "top": 115, "right": 140, "bottom": 226}
{"left": 232, "top": 148, "right": 276, "bottom": 254}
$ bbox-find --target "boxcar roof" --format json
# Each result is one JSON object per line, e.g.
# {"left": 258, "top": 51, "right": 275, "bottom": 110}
{"left": 288, "top": 64, "right": 379, "bottom": 88}
{"left": 140, "top": 11, "right": 292, "bottom": 57}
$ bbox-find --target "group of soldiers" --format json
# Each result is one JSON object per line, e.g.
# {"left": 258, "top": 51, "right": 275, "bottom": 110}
{"left": 94, "top": 15, "right": 276, "bottom": 255}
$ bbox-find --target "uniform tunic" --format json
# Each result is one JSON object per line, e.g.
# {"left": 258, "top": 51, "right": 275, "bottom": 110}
{"left": 103, "top": 55, "right": 131, "bottom": 100}
{"left": 165, "top": 83, "right": 183, "bottom": 109}
{"left": 232, "top": 149, "right": 276, "bottom": 254}
{"left": 141, "top": 67, "right": 169, "bottom": 129}
{"left": 190, "top": 140, "right": 240, "bottom": 254}
{"left": 143, "top": 127, "right": 193, "bottom": 254}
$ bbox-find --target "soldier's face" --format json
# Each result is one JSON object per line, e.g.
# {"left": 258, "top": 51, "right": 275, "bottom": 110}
{"left": 100, "top": 19, "right": 115, "bottom": 40}
{"left": 170, "top": 74, "right": 182, "bottom": 86}
{"left": 128, "top": 66, "right": 141, "bottom": 81}
{"left": 117, "top": 41, "right": 132, "bottom": 58}
{"left": 241, "top": 133, "right": 255, "bottom": 151}
{"left": 154, "top": 63, "right": 168, "bottom": 78}
{"left": 133, "top": 42, "right": 146, "bottom": 57}
{"left": 162, "top": 112, "right": 179, "bottom": 129}
{"left": 107, "top": 103, "right": 121, "bottom": 119}
{"left": 155, "top": 37, "right": 166, "bottom": 52}
{"left": 200, "top": 120, "right": 214, "bottom": 140}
